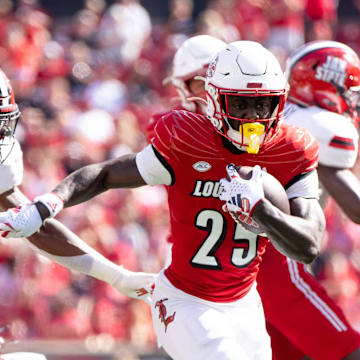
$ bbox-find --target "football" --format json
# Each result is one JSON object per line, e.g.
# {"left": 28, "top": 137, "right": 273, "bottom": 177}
{"left": 226, "top": 166, "right": 290, "bottom": 234}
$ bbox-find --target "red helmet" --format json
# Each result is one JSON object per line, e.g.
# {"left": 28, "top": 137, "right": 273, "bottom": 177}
{"left": 285, "top": 41, "right": 360, "bottom": 116}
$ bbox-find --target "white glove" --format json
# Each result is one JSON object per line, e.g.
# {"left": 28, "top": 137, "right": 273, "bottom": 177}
{"left": 219, "top": 164, "right": 264, "bottom": 216}
{"left": 0, "top": 204, "right": 43, "bottom": 238}
{"left": 112, "top": 267, "right": 157, "bottom": 305}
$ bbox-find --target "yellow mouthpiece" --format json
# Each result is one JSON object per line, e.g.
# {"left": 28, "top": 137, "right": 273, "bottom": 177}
{"left": 241, "top": 122, "right": 265, "bottom": 154}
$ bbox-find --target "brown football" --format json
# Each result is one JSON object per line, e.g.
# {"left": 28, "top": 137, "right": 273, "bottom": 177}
{"left": 226, "top": 166, "right": 290, "bottom": 234}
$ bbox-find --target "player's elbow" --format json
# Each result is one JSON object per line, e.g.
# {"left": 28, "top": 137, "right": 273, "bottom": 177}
{"left": 299, "top": 217, "right": 325, "bottom": 264}
{"left": 336, "top": 194, "right": 360, "bottom": 224}
{"left": 346, "top": 208, "right": 360, "bottom": 224}
{"left": 298, "top": 232, "right": 322, "bottom": 264}
{"left": 299, "top": 244, "right": 320, "bottom": 264}
{"left": 274, "top": 239, "right": 320, "bottom": 264}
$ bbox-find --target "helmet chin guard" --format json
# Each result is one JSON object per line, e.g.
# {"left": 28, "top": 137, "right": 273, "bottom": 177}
{"left": 206, "top": 41, "right": 288, "bottom": 152}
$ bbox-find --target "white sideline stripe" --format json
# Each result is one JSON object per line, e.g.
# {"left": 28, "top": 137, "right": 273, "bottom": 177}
{"left": 287, "top": 258, "right": 347, "bottom": 332}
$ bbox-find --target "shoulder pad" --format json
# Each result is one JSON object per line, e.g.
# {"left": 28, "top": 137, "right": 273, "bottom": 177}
{"left": 152, "top": 110, "right": 225, "bottom": 162}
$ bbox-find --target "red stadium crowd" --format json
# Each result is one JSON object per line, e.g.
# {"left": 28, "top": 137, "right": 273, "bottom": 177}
{"left": 0, "top": 0, "right": 360, "bottom": 350}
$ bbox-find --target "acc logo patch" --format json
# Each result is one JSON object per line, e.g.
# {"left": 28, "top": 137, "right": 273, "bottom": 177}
{"left": 193, "top": 161, "right": 212, "bottom": 172}
{"left": 207, "top": 55, "right": 218, "bottom": 78}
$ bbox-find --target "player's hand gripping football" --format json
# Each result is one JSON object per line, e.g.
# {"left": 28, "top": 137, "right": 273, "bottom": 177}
{"left": 219, "top": 164, "right": 264, "bottom": 217}
{"left": 0, "top": 204, "right": 43, "bottom": 238}
{"left": 112, "top": 267, "right": 157, "bottom": 305}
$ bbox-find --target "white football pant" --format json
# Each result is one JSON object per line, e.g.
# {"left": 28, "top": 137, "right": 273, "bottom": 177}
{"left": 151, "top": 271, "right": 271, "bottom": 360}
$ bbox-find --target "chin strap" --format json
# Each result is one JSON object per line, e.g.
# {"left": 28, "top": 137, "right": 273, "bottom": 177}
{"left": 193, "top": 75, "right": 206, "bottom": 82}
{"left": 186, "top": 96, "right": 207, "bottom": 104}
{"left": 162, "top": 76, "right": 171, "bottom": 86}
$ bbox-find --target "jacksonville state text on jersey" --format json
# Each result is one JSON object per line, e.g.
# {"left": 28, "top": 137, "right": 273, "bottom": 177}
{"left": 137, "top": 110, "right": 319, "bottom": 302}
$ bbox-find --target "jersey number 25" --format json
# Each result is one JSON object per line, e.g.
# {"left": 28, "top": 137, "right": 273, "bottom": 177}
{"left": 191, "top": 209, "right": 259, "bottom": 269}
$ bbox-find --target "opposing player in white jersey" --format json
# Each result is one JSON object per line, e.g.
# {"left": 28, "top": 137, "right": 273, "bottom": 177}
{"left": 256, "top": 41, "right": 360, "bottom": 360}
{"left": 285, "top": 41, "right": 360, "bottom": 213}
{"left": 0, "top": 41, "right": 325, "bottom": 360}
{"left": 0, "top": 69, "right": 156, "bottom": 304}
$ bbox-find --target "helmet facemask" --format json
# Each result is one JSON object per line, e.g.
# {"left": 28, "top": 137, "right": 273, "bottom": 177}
{"left": 207, "top": 86, "right": 287, "bottom": 153}
{"left": 0, "top": 108, "right": 20, "bottom": 163}
{"left": 206, "top": 41, "right": 289, "bottom": 153}
{"left": 0, "top": 71, "right": 21, "bottom": 163}
{"left": 331, "top": 82, "right": 360, "bottom": 119}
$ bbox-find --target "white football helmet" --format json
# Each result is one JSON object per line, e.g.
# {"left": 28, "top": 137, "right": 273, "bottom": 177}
{"left": 168, "top": 35, "right": 226, "bottom": 113}
{"left": 206, "top": 41, "right": 288, "bottom": 153}
{"left": 0, "top": 69, "right": 20, "bottom": 163}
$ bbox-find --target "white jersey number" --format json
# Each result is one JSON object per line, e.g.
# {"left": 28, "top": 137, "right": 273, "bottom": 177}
{"left": 192, "top": 209, "right": 258, "bottom": 269}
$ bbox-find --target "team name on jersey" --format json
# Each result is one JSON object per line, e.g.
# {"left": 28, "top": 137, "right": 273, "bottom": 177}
{"left": 191, "top": 180, "right": 221, "bottom": 198}
{"left": 315, "top": 56, "right": 346, "bottom": 87}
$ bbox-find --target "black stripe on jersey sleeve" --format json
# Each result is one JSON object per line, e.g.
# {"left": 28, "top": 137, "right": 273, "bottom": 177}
{"left": 284, "top": 169, "right": 315, "bottom": 190}
{"left": 151, "top": 144, "right": 175, "bottom": 186}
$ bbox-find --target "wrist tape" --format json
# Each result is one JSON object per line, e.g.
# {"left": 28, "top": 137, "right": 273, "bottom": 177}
{"left": 34, "top": 192, "right": 64, "bottom": 218}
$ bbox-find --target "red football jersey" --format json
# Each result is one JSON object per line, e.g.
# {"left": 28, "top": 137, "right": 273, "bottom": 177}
{"left": 151, "top": 110, "right": 318, "bottom": 302}
{"left": 146, "top": 106, "right": 185, "bottom": 143}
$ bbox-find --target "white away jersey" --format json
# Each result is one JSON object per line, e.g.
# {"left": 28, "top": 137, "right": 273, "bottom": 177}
{"left": 284, "top": 102, "right": 358, "bottom": 169}
{"left": 0, "top": 139, "right": 23, "bottom": 194}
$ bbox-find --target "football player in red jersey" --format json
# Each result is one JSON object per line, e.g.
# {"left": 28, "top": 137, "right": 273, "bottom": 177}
{"left": 0, "top": 41, "right": 325, "bottom": 360}
{"left": 153, "top": 36, "right": 360, "bottom": 360}
{"left": 0, "top": 68, "right": 156, "bottom": 305}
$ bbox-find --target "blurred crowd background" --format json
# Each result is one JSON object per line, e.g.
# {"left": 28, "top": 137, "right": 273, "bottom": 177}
{"left": 0, "top": 0, "right": 360, "bottom": 358}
